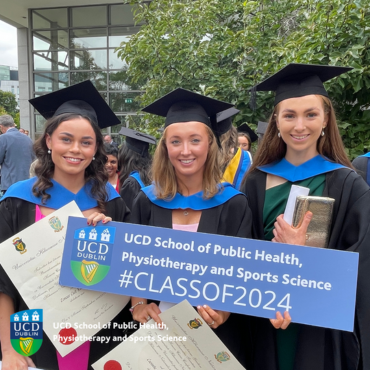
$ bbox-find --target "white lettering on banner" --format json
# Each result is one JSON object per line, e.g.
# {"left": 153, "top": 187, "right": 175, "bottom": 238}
{"left": 121, "top": 272, "right": 295, "bottom": 312}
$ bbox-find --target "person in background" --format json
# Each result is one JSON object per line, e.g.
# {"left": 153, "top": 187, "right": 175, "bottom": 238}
{"left": 218, "top": 108, "right": 253, "bottom": 190}
{"left": 352, "top": 153, "right": 370, "bottom": 185}
{"left": 237, "top": 123, "right": 258, "bottom": 152}
{"left": 24, "top": 130, "right": 29, "bottom": 136}
{"left": 118, "top": 127, "right": 156, "bottom": 210}
{"left": 18, "top": 128, "right": 25, "bottom": 134}
{"left": 242, "top": 63, "right": 370, "bottom": 370}
{"left": 104, "top": 143, "right": 120, "bottom": 192}
{"left": 0, "top": 115, "right": 35, "bottom": 196}
{"left": 103, "top": 134, "right": 118, "bottom": 149}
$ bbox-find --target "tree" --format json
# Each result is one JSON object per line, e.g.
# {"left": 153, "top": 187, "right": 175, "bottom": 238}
{"left": 0, "top": 91, "right": 18, "bottom": 118}
{"left": 118, "top": 0, "right": 370, "bottom": 157}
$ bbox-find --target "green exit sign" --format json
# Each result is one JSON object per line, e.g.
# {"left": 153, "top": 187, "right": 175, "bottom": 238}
{"left": 125, "top": 98, "right": 133, "bottom": 103}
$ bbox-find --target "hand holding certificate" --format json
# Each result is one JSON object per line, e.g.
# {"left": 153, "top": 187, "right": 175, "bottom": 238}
{"left": 92, "top": 300, "right": 246, "bottom": 370}
{"left": 0, "top": 201, "right": 129, "bottom": 357}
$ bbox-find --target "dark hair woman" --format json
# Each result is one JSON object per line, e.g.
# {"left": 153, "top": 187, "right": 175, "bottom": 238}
{"left": 0, "top": 81, "right": 130, "bottom": 370}
{"left": 118, "top": 127, "right": 156, "bottom": 210}
{"left": 103, "top": 143, "right": 120, "bottom": 193}
{"left": 242, "top": 64, "right": 370, "bottom": 370}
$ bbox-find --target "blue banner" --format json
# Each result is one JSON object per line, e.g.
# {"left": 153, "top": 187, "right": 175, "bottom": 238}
{"left": 60, "top": 217, "right": 358, "bottom": 331}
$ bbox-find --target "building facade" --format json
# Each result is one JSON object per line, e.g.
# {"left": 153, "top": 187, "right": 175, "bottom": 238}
{"left": 1, "top": 2, "right": 144, "bottom": 141}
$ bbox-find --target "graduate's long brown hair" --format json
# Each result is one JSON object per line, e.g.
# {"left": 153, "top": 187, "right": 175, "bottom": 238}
{"left": 244, "top": 95, "right": 354, "bottom": 183}
{"left": 152, "top": 125, "right": 222, "bottom": 199}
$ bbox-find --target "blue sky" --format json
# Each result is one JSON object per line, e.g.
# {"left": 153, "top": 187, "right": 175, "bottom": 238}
{"left": 0, "top": 21, "right": 18, "bottom": 67}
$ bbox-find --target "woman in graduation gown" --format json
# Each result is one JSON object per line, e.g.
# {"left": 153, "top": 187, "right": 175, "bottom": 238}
{"left": 241, "top": 64, "right": 370, "bottom": 370}
{"left": 104, "top": 143, "right": 120, "bottom": 192}
{"left": 0, "top": 81, "right": 131, "bottom": 370}
{"left": 352, "top": 153, "right": 370, "bottom": 185}
{"left": 217, "top": 108, "right": 253, "bottom": 190}
{"left": 128, "top": 88, "right": 253, "bottom": 367}
{"left": 118, "top": 127, "right": 156, "bottom": 210}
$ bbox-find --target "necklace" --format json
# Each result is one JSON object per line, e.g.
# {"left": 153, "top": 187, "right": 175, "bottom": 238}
{"left": 184, "top": 210, "right": 189, "bottom": 216}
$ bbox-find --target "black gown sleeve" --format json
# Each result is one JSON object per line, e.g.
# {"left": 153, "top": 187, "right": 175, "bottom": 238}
{"left": 352, "top": 156, "right": 368, "bottom": 183}
{"left": 119, "top": 177, "right": 141, "bottom": 211}
{"left": 130, "top": 190, "right": 152, "bottom": 226}
{"left": 105, "top": 196, "right": 131, "bottom": 222}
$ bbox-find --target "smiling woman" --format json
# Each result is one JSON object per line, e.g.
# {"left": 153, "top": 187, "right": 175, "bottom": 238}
{"left": 0, "top": 81, "right": 131, "bottom": 370}
{"left": 129, "top": 88, "right": 253, "bottom": 367}
{"left": 242, "top": 64, "right": 370, "bottom": 370}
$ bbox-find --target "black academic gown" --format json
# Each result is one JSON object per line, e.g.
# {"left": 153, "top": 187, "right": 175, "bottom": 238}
{"left": 352, "top": 156, "right": 369, "bottom": 185}
{"left": 0, "top": 197, "right": 131, "bottom": 370}
{"left": 242, "top": 168, "right": 370, "bottom": 370}
{"left": 130, "top": 190, "right": 253, "bottom": 368}
{"left": 119, "top": 176, "right": 142, "bottom": 211}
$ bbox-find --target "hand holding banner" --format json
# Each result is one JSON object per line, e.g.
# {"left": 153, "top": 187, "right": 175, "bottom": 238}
{"left": 60, "top": 217, "right": 358, "bottom": 331}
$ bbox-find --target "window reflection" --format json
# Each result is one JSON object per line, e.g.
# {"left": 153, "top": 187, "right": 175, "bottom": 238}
{"left": 71, "top": 71, "right": 107, "bottom": 90}
{"left": 109, "top": 92, "right": 142, "bottom": 113}
{"left": 32, "top": 8, "right": 68, "bottom": 29}
{"left": 70, "top": 49, "right": 107, "bottom": 70}
{"left": 108, "top": 27, "right": 140, "bottom": 47}
{"left": 34, "top": 72, "right": 69, "bottom": 93}
{"left": 70, "top": 28, "right": 107, "bottom": 49}
{"left": 34, "top": 51, "right": 68, "bottom": 71}
{"left": 33, "top": 30, "right": 69, "bottom": 51}
{"left": 72, "top": 6, "right": 107, "bottom": 27}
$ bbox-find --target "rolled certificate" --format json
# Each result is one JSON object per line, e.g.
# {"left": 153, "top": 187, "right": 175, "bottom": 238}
{"left": 292, "top": 196, "right": 335, "bottom": 248}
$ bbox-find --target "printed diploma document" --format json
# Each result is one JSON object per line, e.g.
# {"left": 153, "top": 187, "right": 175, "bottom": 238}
{"left": 0, "top": 201, "right": 129, "bottom": 356}
{"left": 92, "top": 300, "right": 246, "bottom": 370}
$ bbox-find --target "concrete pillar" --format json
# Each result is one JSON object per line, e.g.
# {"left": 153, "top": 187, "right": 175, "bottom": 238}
{"left": 17, "top": 27, "right": 32, "bottom": 136}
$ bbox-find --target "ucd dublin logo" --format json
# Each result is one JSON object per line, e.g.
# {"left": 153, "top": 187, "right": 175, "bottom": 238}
{"left": 71, "top": 226, "right": 116, "bottom": 286}
{"left": 11, "top": 309, "right": 43, "bottom": 356}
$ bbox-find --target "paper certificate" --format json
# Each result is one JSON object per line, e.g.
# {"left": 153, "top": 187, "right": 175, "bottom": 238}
{"left": 0, "top": 201, "right": 129, "bottom": 356}
{"left": 92, "top": 300, "right": 245, "bottom": 370}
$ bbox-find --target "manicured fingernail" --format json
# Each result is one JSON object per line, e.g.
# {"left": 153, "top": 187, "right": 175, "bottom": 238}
{"left": 197, "top": 305, "right": 201, "bottom": 309}
{"left": 103, "top": 220, "right": 106, "bottom": 223}
{"left": 87, "top": 221, "right": 90, "bottom": 225}
{"left": 203, "top": 305, "right": 207, "bottom": 309}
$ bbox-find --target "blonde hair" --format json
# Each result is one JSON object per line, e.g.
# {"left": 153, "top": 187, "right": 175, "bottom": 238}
{"left": 219, "top": 126, "right": 238, "bottom": 172}
{"left": 245, "top": 95, "right": 354, "bottom": 180}
{"left": 152, "top": 125, "right": 223, "bottom": 199}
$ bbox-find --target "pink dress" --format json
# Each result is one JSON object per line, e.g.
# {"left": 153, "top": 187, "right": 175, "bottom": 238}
{"left": 36, "top": 205, "right": 90, "bottom": 370}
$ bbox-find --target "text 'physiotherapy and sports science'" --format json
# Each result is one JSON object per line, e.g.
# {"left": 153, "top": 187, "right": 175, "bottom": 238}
{"left": 60, "top": 217, "right": 358, "bottom": 331}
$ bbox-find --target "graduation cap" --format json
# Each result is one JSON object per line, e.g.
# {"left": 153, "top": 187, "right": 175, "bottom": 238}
{"left": 141, "top": 88, "right": 233, "bottom": 137}
{"left": 29, "top": 80, "right": 120, "bottom": 129}
{"left": 215, "top": 107, "right": 240, "bottom": 136}
{"left": 237, "top": 123, "right": 258, "bottom": 143}
{"left": 119, "top": 126, "right": 156, "bottom": 157}
{"left": 257, "top": 121, "right": 268, "bottom": 136}
{"left": 251, "top": 63, "right": 352, "bottom": 107}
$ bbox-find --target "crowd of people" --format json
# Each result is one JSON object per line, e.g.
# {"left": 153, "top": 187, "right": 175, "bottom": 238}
{"left": 0, "top": 63, "right": 369, "bottom": 370}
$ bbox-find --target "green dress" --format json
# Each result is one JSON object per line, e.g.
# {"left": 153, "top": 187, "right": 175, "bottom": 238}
{"left": 263, "top": 175, "right": 325, "bottom": 370}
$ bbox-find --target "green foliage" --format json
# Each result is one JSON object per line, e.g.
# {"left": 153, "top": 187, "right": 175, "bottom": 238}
{"left": 117, "top": 0, "right": 370, "bottom": 157}
{"left": 14, "top": 112, "right": 20, "bottom": 129}
{"left": 0, "top": 90, "right": 19, "bottom": 118}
